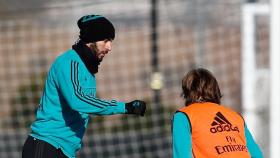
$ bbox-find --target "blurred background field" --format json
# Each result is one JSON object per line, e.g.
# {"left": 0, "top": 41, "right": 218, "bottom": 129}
{"left": 0, "top": 0, "right": 273, "bottom": 157}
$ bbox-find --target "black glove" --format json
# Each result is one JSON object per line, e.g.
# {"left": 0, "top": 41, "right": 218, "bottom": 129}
{"left": 125, "top": 100, "right": 146, "bottom": 116}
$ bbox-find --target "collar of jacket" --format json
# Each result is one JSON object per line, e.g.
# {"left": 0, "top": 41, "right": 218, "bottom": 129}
{"left": 72, "top": 40, "right": 100, "bottom": 74}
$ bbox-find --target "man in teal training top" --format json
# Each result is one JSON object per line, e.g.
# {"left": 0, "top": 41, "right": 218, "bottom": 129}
{"left": 22, "top": 14, "right": 146, "bottom": 158}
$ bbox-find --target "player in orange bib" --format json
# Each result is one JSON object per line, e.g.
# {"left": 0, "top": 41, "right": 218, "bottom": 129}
{"left": 172, "top": 68, "right": 263, "bottom": 158}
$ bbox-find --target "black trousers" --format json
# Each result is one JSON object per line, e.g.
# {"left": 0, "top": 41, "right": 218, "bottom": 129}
{"left": 22, "top": 136, "right": 68, "bottom": 158}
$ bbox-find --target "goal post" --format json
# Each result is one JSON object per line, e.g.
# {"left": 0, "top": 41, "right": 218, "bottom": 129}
{"left": 241, "top": 2, "right": 269, "bottom": 133}
{"left": 269, "top": 0, "right": 280, "bottom": 157}
{"left": 242, "top": 2, "right": 280, "bottom": 157}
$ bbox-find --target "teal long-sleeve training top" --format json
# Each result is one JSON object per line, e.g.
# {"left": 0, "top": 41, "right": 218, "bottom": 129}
{"left": 172, "top": 112, "right": 264, "bottom": 158}
{"left": 30, "top": 49, "right": 126, "bottom": 158}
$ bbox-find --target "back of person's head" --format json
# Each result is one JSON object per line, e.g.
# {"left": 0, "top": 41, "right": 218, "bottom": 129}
{"left": 77, "top": 14, "right": 115, "bottom": 43}
{"left": 181, "top": 68, "right": 222, "bottom": 106}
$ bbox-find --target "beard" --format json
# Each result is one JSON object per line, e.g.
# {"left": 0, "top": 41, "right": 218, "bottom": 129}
{"left": 72, "top": 40, "right": 101, "bottom": 74}
{"left": 89, "top": 43, "right": 103, "bottom": 62}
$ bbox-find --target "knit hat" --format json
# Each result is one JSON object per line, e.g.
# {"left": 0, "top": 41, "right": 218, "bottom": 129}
{"left": 77, "top": 15, "right": 115, "bottom": 43}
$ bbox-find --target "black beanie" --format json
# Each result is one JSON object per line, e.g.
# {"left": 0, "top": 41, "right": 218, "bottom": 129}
{"left": 77, "top": 15, "right": 115, "bottom": 43}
